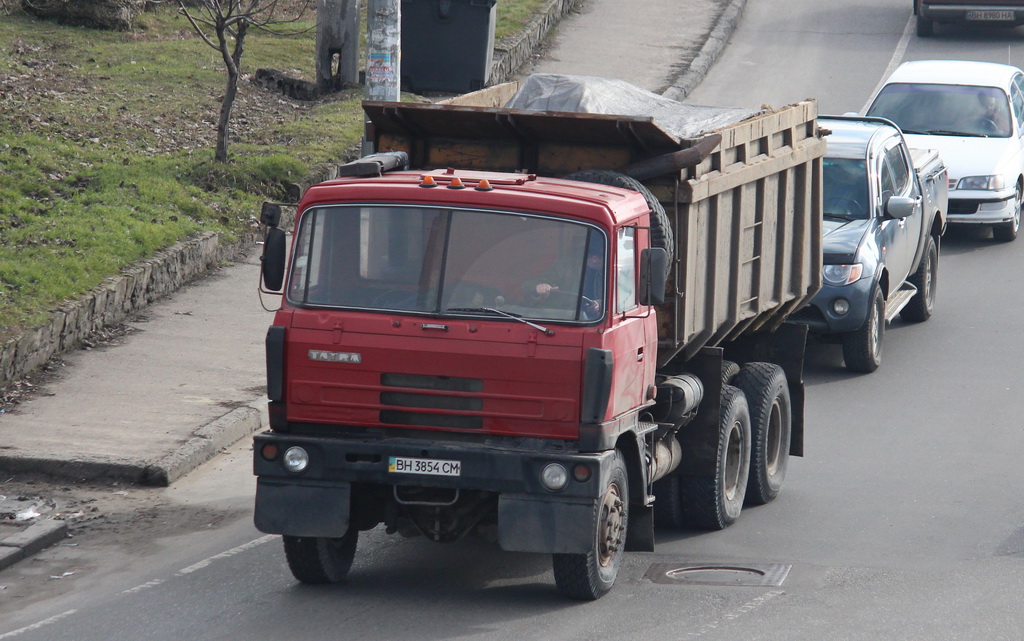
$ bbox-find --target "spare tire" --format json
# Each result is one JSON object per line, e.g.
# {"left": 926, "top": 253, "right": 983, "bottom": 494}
{"left": 563, "top": 170, "right": 674, "bottom": 269}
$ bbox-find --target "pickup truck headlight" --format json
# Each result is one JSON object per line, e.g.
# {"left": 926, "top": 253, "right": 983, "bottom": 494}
{"left": 957, "top": 175, "right": 1005, "bottom": 190}
{"left": 822, "top": 264, "right": 863, "bottom": 286}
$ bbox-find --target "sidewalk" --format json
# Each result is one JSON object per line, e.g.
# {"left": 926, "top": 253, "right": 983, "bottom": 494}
{"left": 0, "top": 0, "right": 746, "bottom": 572}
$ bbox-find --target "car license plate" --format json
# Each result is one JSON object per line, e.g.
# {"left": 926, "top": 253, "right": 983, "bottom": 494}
{"left": 389, "top": 456, "right": 461, "bottom": 476}
{"left": 966, "top": 10, "right": 1014, "bottom": 20}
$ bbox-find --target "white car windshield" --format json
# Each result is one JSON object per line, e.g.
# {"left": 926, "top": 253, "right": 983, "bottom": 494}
{"left": 285, "top": 204, "right": 607, "bottom": 323}
{"left": 867, "top": 83, "right": 1012, "bottom": 138}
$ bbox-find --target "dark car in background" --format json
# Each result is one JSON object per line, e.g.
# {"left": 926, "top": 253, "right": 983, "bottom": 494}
{"left": 915, "top": 0, "right": 1024, "bottom": 36}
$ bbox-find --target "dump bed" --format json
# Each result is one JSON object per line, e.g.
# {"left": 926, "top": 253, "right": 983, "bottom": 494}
{"left": 362, "top": 78, "right": 824, "bottom": 366}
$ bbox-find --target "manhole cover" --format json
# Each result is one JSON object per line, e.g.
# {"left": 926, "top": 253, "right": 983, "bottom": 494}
{"left": 645, "top": 563, "right": 791, "bottom": 587}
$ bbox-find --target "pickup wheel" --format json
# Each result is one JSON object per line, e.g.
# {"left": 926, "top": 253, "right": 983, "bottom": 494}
{"left": 842, "top": 285, "right": 885, "bottom": 373}
{"left": 553, "top": 450, "right": 628, "bottom": 600}
{"left": 732, "top": 363, "right": 791, "bottom": 506}
{"left": 283, "top": 531, "right": 359, "bottom": 584}
{"left": 678, "top": 385, "right": 751, "bottom": 530}
{"left": 900, "top": 234, "right": 938, "bottom": 322}
{"left": 992, "top": 184, "right": 1021, "bottom": 242}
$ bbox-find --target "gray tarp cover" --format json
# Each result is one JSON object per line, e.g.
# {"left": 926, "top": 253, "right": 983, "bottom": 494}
{"left": 505, "top": 74, "right": 763, "bottom": 143}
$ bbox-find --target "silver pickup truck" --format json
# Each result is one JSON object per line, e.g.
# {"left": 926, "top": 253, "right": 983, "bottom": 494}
{"left": 791, "top": 116, "right": 948, "bottom": 373}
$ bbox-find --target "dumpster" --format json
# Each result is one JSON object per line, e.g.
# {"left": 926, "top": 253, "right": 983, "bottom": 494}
{"left": 400, "top": 0, "right": 497, "bottom": 94}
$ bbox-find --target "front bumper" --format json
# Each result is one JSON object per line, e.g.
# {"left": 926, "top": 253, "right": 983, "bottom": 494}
{"left": 947, "top": 192, "right": 1017, "bottom": 225}
{"left": 252, "top": 431, "right": 612, "bottom": 554}
{"left": 788, "top": 278, "right": 873, "bottom": 335}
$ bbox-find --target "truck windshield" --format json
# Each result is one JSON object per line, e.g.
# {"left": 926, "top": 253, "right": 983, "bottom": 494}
{"left": 823, "top": 158, "right": 870, "bottom": 220}
{"left": 286, "top": 205, "right": 607, "bottom": 323}
{"left": 867, "top": 83, "right": 1012, "bottom": 138}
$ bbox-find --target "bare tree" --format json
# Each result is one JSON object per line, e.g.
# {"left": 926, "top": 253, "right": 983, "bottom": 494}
{"left": 175, "top": 0, "right": 312, "bottom": 162}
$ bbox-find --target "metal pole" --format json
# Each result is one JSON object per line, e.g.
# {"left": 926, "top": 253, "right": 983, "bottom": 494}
{"left": 363, "top": 0, "right": 401, "bottom": 154}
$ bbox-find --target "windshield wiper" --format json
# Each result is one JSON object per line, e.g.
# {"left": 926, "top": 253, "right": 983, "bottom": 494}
{"left": 446, "top": 307, "right": 554, "bottom": 335}
{"left": 824, "top": 212, "right": 859, "bottom": 221}
{"left": 924, "top": 129, "right": 987, "bottom": 138}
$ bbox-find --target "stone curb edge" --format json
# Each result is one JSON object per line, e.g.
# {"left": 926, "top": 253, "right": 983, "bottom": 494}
{"left": 0, "top": 519, "right": 69, "bottom": 574}
{"left": 663, "top": 0, "right": 748, "bottom": 102}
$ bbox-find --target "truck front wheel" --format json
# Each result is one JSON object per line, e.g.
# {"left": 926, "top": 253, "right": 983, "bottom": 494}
{"left": 552, "top": 451, "right": 629, "bottom": 600}
{"left": 678, "top": 385, "right": 751, "bottom": 530}
{"left": 283, "top": 530, "right": 359, "bottom": 584}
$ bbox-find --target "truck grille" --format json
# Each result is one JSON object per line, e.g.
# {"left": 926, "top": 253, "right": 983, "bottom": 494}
{"left": 380, "top": 373, "right": 484, "bottom": 429}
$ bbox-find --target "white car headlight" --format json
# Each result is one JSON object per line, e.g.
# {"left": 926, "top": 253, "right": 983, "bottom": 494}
{"left": 822, "top": 264, "right": 863, "bottom": 286}
{"left": 957, "top": 175, "right": 1006, "bottom": 190}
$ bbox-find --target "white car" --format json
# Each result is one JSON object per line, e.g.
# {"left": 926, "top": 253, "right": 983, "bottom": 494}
{"left": 865, "top": 59, "right": 1024, "bottom": 241}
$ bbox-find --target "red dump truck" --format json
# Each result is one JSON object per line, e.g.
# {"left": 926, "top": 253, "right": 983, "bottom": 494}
{"left": 253, "top": 76, "right": 825, "bottom": 599}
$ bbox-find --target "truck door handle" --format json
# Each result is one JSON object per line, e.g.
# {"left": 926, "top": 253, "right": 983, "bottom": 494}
{"left": 637, "top": 347, "right": 644, "bottom": 362}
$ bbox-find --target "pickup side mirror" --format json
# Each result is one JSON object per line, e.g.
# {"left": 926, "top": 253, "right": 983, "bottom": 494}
{"left": 261, "top": 227, "right": 287, "bottom": 291}
{"left": 639, "top": 247, "right": 669, "bottom": 306}
{"left": 885, "top": 195, "right": 919, "bottom": 220}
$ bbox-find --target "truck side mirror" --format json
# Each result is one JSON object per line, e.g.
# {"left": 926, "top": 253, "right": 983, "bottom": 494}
{"left": 261, "top": 202, "right": 282, "bottom": 228}
{"left": 261, "top": 227, "right": 287, "bottom": 291}
{"left": 639, "top": 247, "right": 668, "bottom": 306}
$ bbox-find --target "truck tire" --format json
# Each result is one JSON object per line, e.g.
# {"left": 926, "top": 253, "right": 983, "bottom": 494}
{"left": 563, "top": 170, "right": 674, "bottom": 269}
{"left": 678, "top": 385, "right": 751, "bottom": 530}
{"left": 900, "top": 234, "right": 938, "bottom": 323}
{"left": 842, "top": 285, "right": 884, "bottom": 373}
{"left": 553, "top": 450, "right": 629, "bottom": 600}
{"left": 653, "top": 475, "right": 684, "bottom": 529}
{"left": 283, "top": 531, "right": 359, "bottom": 584}
{"left": 732, "top": 363, "right": 790, "bottom": 506}
{"left": 722, "top": 360, "right": 740, "bottom": 385}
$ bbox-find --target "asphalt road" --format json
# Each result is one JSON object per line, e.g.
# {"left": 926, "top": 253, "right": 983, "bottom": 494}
{"left": 4, "top": 0, "right": 1024, "bottom": 639}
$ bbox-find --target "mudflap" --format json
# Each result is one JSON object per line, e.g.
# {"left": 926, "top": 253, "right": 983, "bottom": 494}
{"left": 254, "top": 477, "right": 351, "bottom": 537}
{"left": 497, "top": 494, "right": 596, "bottom": 554}
{"left": 625, "top": 504, "right": 654, "bottom": 552}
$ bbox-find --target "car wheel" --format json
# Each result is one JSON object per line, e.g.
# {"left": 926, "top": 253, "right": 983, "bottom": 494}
{"left": 900, "top": 234, "right": 938, "bottom": 322}
{"left": 992, "top": 184, "right": 1021, "bottom": 242}
{"left": 916, "top": 14, "right": 933, "bottom": 37}
{"left": 842, "top": 285, "right": 884, "bottom": 373}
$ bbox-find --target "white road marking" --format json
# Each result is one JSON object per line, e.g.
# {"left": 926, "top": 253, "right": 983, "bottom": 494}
{"left": 861, "top": 15, "right": 915, "bottom": 115}
{"left": 0, "top": 610, "right": 78, "bottom": 639}
{"left": 175, "top": 535, "right": 276, "bottom": 576}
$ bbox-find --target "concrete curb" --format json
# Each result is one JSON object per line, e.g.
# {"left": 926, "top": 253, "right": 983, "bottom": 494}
{"left": 0, "top": 519, "right": 69, "bottom": 574}
{"left": 663, "top": 0, "right": 747, "bottom": 101}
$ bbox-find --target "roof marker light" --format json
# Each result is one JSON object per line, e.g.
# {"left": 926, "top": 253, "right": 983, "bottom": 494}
{"left": 448, "top": 176, "right": 466, "bottom": 189}
{"left": 475, "top": 179, "right": 494, "bottom": 191}
{"left": 420, "top": 175, "right": 438, "bottom": 188}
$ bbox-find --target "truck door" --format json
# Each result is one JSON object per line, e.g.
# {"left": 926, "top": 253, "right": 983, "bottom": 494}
{"left": 603, "top": 227, "right": 656, "bottom": 418}
{"left": 879, "top": 139, "right": 923, "bottom": 283}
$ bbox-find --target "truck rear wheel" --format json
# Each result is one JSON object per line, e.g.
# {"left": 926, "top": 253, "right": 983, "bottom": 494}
{"left": 553, "top": 451, "right": 629, "bottom": 600}
{"left": 733, "top": 363, "right": 790, "bottom": 506}
{"left": 283, "top": 531, "right": 359, "bottom": 584}
{"left": 900, "top": 234, "right": 938, "bottom": 322}
{"left": 678, "top": 385, "right": 751, "bottom": 530}
{"left": 842, "top": 285, "right": 884, "bottom": 373}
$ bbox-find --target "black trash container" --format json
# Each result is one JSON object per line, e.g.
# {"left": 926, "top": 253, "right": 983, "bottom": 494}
{"left": 401, "top": 0, "right": 497, "bottom": 94}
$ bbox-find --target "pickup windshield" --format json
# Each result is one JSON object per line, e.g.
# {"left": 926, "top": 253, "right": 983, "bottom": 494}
{"left": 867, "top": 82, "right": 1012, "bottom": 138}
{"left": 823, "top": 158, "right": 870, "bottom": 220}
{"left": 286, "top": 204, "right": 607, "bottom": 323}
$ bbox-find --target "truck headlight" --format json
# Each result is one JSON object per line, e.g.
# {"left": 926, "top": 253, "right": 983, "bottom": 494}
{"left": 822, "top": 264, "right": 863, "bottom": 286}
{"left": 283, "top": 446, "right": 310, "bottom": 473}
{"left": 541, "top": 463, "right": 569, "bottom": 491}
{"left": 957, "top": 175, "right": 1005, "bottom": 190}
